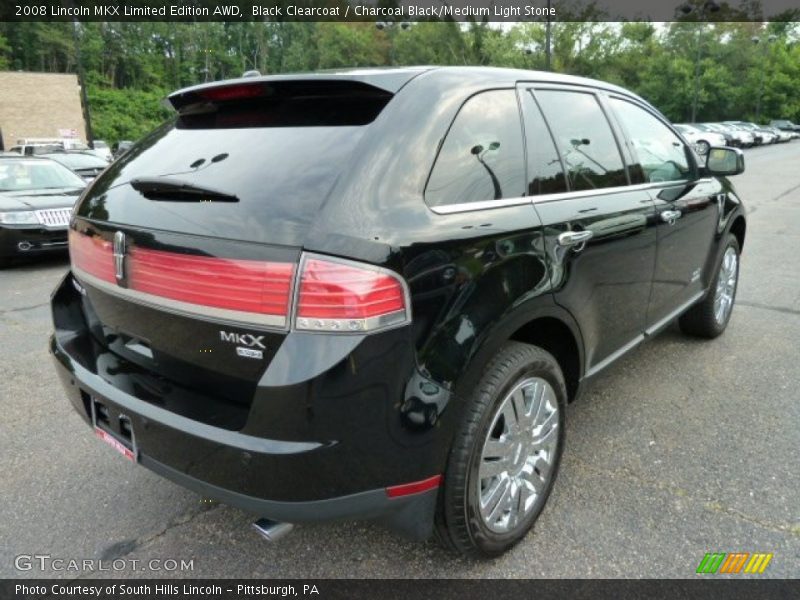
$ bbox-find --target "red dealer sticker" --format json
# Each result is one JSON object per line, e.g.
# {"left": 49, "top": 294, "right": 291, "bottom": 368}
{"left": 94, "top": 428, "right": 136, "bottom": 462}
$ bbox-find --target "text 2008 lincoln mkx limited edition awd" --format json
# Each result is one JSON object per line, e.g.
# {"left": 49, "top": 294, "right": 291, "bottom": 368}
{"left": 50, "top": 67, "right": 746, "bottom": 557}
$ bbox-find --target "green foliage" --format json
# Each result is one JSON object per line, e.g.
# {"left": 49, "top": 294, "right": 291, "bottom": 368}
{"left": 1, "top": 20, "right": 799, "bottom": 145}
{"left": 87, "top": 86, "right": 172, "bottom": 143}
{"left": 0, "top": 32, "right": 10, "bottom": 69}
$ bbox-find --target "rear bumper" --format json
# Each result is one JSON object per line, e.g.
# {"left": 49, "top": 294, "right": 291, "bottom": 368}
{"left": 50, "top": 272, "right": 448, "bottom": 539}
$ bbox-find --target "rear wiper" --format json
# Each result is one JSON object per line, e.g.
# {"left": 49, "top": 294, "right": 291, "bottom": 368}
{"left": 130, "top": 177, "right": 239, "bottom": 203}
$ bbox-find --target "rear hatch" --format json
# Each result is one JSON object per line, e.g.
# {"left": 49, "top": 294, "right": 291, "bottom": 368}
{"left": 69, "top": 78, "right": 395, "bottom": 425}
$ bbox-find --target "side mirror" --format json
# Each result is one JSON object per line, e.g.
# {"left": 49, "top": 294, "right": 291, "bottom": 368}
{"left": 705, "top": 147, "right": 745, "bottom": 176}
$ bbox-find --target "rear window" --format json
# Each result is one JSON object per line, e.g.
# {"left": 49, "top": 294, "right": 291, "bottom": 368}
{"left": 76, "top": 81, "right": 393, "bottom": 245}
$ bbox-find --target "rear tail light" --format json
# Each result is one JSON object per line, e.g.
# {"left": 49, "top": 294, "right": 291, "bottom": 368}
{"left": 69, "top": 230, "right": 293, "bottom": 328}
{"left": 128, "top": 246, "right": 294, "bottom": 320}
{"left": 69, "top": 232, "right": 410, "bottom": 333}
{"left": 69, "top": 230, "right": 115, "bottom": 283}
{"left": 295, "top": 255, "right": 410, "bottom": 333}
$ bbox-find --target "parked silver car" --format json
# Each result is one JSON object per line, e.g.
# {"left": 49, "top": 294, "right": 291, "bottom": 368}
{"left": 673, "top": 123, "right": 727, "bottom": 155}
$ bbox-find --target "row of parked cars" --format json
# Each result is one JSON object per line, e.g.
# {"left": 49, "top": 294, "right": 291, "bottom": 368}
{"left": 8, "top": 137, "right": 134, "bottom": 161}
{"left": 0, "top": 138, "right": 138, "bottom": 266}
{"left": 674, "top": 120, "right": 800, "bottom": 154}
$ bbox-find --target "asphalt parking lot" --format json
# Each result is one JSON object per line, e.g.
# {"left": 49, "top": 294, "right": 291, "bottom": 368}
{"left": 1, "top": 141, "right": 798, "bottom": 579}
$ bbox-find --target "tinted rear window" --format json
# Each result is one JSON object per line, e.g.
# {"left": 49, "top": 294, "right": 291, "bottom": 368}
{"left": 77, "top": 82, "right": 392, "bottom": 245}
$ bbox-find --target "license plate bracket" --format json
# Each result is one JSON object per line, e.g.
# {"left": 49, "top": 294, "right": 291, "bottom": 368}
{"left": 91, "top": 396, "right": 138, "bottom": 463}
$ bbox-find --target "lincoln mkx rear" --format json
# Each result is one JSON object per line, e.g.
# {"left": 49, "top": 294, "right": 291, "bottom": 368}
{"left": 51, "top": 67, "right": 746, "bottom": 557}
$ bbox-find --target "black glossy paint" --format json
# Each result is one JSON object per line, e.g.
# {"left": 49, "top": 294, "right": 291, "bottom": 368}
{"left": 51, "top": 67, "right": 746, "bottom": 538}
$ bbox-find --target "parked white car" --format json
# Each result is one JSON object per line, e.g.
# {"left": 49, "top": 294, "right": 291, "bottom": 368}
{"left": 673, "top": 123, "right": 727, "bottom": 155}
{"left": 87, "top": 140, "right": 113, "bottom": 162}
{"left": 9, "top": 138, "right": 90, "bottom": 156}
{"left": 706, "top": 123, "right": 755, "bottom": 148}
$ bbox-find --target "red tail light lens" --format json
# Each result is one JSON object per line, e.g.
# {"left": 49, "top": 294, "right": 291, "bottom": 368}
{"left": 128, "top": 246, "right": 294, "bottom": 321}
{"left": 197, "top": 83, "right": 266, "bottom": 103}
{"left": 295, "top": 255, "right": 410, "bottom": 332}
{"left": 69, "top": 229, "right": 115, "bottom": 283}
{"left": 69, "top": 230, "right": 294, "bottom": 327}
{"left": 69, "top": 232, "right": 410, "bottom": 332}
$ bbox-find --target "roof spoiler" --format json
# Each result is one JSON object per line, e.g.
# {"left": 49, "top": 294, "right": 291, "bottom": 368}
{"left": 167, "top": 69, "right": 429, "bottom": 113}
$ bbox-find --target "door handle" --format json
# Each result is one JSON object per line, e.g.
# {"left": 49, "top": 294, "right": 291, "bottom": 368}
{"left": 557, "top": 230, "right": 594, "bottom": 249}
{"left": 660, "top": 209, "right": 682, "bottom": 225}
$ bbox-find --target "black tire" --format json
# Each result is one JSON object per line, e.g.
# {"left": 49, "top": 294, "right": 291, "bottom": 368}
{"left": 679, "top": 234, "right": 740, "bottom": 338}
{"left": 696, "top": 140, "right": 710, "bottom": 155}
{"left": 435, "top": 341, "right": 567, "bottom": 558}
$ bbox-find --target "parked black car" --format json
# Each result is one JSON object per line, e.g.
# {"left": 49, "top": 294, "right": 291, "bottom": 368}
{"left": 0, "top": 155, "right": 86, "bottom": 267}
{"left": 50, "top": 67, "right": 747, "bottom": 557}
{"left": 40, "top": 151, "right": 109, "bottom": 181}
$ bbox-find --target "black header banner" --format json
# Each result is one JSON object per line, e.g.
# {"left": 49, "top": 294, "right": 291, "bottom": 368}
{"left": 2, "top": 0, "right": 800, "bottom": 22}
{"left": 2, "top": 579, "right": 799, "bottom": 600}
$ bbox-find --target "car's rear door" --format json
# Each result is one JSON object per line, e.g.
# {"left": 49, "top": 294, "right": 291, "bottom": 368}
{"left": 606, "top": 95, "right": 722, "bottom": 331}
{"left": 519, "top": 85, "right": 658, "bottom": 374}
{"left": 417, "top": 88, "right": 549, "bottom": 385}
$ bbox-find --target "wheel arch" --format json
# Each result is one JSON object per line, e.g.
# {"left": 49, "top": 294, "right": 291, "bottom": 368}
{"left": 452, "top": 301, "right": 586, "bottom": 406}
{"left": 509, "top": 316, "right": 582, "bottom": 403}
{"left": 730, "top": 215, "right": 746, "bottom": 251}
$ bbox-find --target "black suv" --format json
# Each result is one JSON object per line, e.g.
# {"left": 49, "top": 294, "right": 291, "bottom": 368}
{"left": 51, "top": 67, "right": 746, "bottom": 557}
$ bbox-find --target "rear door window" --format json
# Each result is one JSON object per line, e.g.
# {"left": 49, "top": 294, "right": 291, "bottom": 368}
{"left": 425, "top": 90, "right": 525, "bottom": 207}
{"left": 520, "top": 91, "right": 568, "bottom": 195}
{"left": 535, "top": 90, "right": 628, "bottom": 191}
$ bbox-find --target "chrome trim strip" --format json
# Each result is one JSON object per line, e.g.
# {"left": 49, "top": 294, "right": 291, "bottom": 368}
{"left": 429, "top": 180, "right": 691, "bottom": 215}
{"left": 296, "top": 309, "right": 408, "bottom": 333}
{"left": 644, "top": 291, "right": 705, "bottom": 338}
{"left": 35, "top": 207, "right": 72, "bottom": 229}
{"left": 584, "top": 289, "right": 707, "bottom": 379}
{"left": 585, "top": 335, "right": 644, "bottom": 379}
{"left": 73, "top": 266, "right": 287, "bottom": 329}
{"left": 430, "top": 196, "right": 530, "bottom": 214}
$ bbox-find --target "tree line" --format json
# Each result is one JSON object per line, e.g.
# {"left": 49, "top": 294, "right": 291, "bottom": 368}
{"left": 1, "top": 17, "right": 799, "bottom": 144}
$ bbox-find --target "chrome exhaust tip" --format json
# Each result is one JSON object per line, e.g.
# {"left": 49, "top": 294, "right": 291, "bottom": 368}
{"left": 17, "top": 241, "right": 33, "bottom": 251}
{"left": 252, "top": 518, "right": 294, "bottom": 542}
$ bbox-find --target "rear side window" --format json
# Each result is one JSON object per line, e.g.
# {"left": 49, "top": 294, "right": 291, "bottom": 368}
{"left": 609, "top": 97, "right": 692, "bottom": 184}
{"left": 520, "top": 91, "right": 568, "bottom": 195}
{"left": 535, "top": 90, "right": 628, "bottom": 191}
{"left": 425, "top": 90, "right": 525, "bottom": 207}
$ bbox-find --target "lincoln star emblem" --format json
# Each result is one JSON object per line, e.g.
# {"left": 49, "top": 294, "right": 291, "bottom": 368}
{"left": 113, "top": 231, "right": 126, "bottom": 282}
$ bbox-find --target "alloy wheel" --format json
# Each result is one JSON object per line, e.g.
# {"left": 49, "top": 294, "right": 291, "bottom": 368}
{"left": 714, "top": 246, "right": 738, "bottom": 325}
{"left": 477, "top": 377, "right": 560, "bottom": 534}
